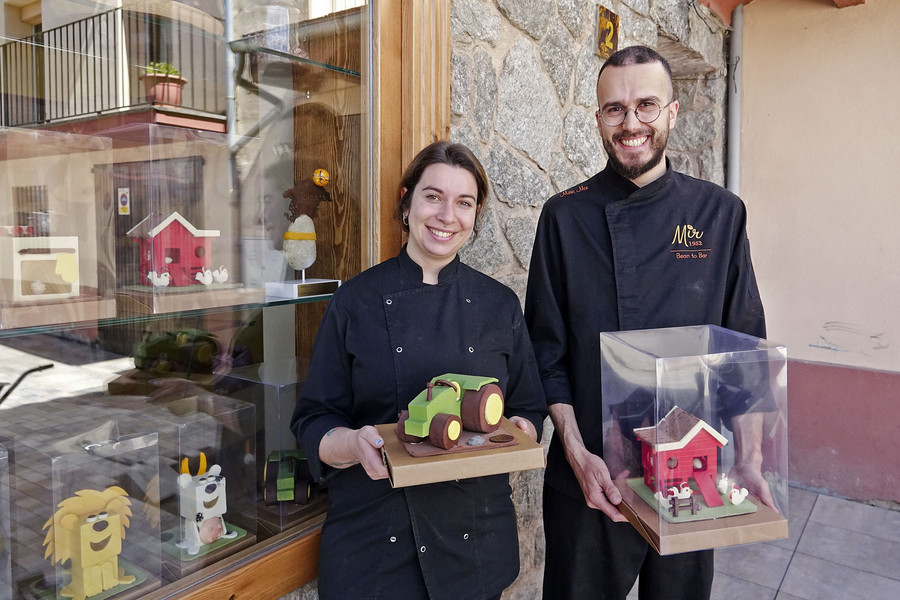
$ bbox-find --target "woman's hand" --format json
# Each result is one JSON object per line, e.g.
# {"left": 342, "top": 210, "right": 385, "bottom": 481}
{"left": 508, "top": 416, "right": 538, "bottom": 442}
{"left": 319, "top": 425, "right": 390, "bottom": 481}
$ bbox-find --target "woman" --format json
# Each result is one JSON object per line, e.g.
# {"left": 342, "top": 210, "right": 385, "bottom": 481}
{"left": 290, "top": 141, "right": 547, "bottom": 600}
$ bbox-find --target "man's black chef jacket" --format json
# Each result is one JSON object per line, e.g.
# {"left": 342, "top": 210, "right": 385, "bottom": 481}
{"left": 292, "top": 247, "right": 547, "bottom": 600}
{"left": 524, "top": 162, "right": 765, "bottom": 500}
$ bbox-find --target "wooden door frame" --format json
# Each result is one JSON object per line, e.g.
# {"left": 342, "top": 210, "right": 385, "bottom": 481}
{"left": 374, "top": 0, "right": 451, "bottom": 263}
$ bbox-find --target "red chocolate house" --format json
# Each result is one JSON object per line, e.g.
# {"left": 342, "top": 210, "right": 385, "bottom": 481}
{"left": 128, "top": 211, "right": 220, "bottom": 287}
{"left": 634, "top": 406, "right": 728, "bottom": 507}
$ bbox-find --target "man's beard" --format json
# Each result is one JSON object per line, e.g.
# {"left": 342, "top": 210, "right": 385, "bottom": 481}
{"left": 603, "top": 127, "right": 668, "bottom": 181}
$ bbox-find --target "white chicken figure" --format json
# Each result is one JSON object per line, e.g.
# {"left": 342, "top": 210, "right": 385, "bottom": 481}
{"left": 147, "top": 270, "right": 171, "bottom": 287}
{"left": 212, "top": 266, "right": 228, "bottom": 284}
{"left": 195, "top": 267, "right": 213, "bottom": 285}
{"left": 654, "top": 488, "right": 675, "bottom": 507}
{"left": 717, "top": 473, "right": 730, "bottom": 495}
{"left": 674, "top": 481, "right": 693, "bottom": 499}
{"left": 729, "top": 485, "right": 749, "bottom": 505}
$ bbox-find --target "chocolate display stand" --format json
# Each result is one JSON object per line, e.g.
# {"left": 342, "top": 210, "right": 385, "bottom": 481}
{"left": 266, "top": 173, "right": 340, "bottom": 300}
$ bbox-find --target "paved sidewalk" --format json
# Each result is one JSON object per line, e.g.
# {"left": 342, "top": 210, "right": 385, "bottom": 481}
{"left": 628, "top": 486, "right": 900, "bottom": 600}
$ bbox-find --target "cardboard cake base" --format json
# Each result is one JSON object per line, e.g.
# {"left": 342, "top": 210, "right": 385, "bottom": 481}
{"left": 614, "top": 478, "right": 788, "bottom": 555}
{"left": 116, "top": 284, "right": 264, "bottom": 315}
{"left": 376, "top": 417, "right": 545, "bottom": 488}
{"left": 1, "top": 295, "right": 115, "bottom": 330}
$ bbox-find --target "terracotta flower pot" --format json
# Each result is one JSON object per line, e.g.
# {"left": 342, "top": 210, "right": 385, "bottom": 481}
{"left": 141, "top": 73, "right": 188, "bottom": 106}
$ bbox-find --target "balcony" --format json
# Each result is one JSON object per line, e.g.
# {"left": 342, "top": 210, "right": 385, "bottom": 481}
{"left": 0, "top": 6, "right": 227, "bottom": 131}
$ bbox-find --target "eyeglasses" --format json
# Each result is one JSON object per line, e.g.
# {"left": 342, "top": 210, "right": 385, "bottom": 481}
{"left": 598, "top": 100, "right": 675, "bottom": 127}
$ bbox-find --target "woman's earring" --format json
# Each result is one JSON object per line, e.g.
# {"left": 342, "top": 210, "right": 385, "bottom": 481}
{"left": 402, "top": 213, "right": 409, "bottom": 227}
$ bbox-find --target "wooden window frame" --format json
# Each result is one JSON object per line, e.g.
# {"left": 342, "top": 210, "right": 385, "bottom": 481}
{"left": 143, "top": 2, "right": 450, "bottom": 597}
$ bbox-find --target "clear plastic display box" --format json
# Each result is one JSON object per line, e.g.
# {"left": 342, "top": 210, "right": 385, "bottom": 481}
{"left": 96, "top": 123, "right": 265, "bottom": 316}
{"left": 0, "top": 128, "right": 116, "bottom": 330}
{"left": 145, "top": 393, "right": 258, "bottom": 581}
{"left": 1, "top": 444, "right": 10, "bottom": 600}
{"left": 218, "top": 357, "right": 327, "bottom": 538}
{"left": 9, "top": 424, "right": 162, "bottom": 600}
{"left": 600, "top": 325, "right": 788, "bottom": 555}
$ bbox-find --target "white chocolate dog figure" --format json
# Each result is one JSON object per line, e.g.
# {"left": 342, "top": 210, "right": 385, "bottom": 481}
{"left": 175, "top": 455, "right": 237, "bottom": 555}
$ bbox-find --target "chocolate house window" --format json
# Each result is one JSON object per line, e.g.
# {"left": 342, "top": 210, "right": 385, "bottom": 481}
{"left": 13, "top": 185, "right": 48, "bottom": 235}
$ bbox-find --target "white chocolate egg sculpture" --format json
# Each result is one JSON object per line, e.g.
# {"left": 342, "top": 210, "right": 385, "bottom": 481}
{"left": 284, "top": 214, "right": 317, "bottom": 271}
{"left": 281, "top": 171, "right": 332, "bottom": 274}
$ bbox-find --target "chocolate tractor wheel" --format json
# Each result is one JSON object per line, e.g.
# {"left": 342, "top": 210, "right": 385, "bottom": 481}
{"left": 396, "top": 410, "right": 426, "bottom": 443}
{"left": 461, "top": 383, "right": 504, "bottom": 433}
{"left": 429, "top": 413, "right": 463, "bottom": 450}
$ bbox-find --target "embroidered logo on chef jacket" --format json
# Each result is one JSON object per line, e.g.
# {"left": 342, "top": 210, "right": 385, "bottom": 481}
{"left": 670, "top": 223, "right": 711, "bottom": 260}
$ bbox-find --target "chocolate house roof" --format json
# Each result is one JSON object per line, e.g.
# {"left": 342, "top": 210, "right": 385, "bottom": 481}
{"left": 126, "top": 211, "right": 220, "bottom": 239}
{"left": 633, "top": 406, "right": 728, "bottom": 452}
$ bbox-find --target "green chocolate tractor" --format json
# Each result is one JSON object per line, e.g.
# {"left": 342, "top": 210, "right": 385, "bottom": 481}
{"left": 133, "top": 328, "right": 221, "bottom": 374}
{"left": 396, "top": 374, "right": 504, "bottom": 450}
{"left": 263, "top": 449, "right": 313, "bottom": 506}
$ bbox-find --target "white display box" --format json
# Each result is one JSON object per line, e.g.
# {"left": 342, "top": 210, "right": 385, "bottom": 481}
{"left": 10, "top": 427, "right": 162, "bottom": 599}
{"left": 100, "top": 124, "right": 264, "bottom": 316}
{"left": 147, "top": 394, "right": 257, "bottom": 581}
{"left": 600, "top": 325, "right": 788, "bottom": 555}
{"left": 0, "top": 128, "right": 116, "bottom": 329}
{"left": 219, "top": 358, "right": 327, "bottom": 537}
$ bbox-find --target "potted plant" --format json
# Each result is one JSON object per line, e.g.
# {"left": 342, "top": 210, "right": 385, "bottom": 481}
{"left": 140, "top": 61, "right": 188, "bottom": 106}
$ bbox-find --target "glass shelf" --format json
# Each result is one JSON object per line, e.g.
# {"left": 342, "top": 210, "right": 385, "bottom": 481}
{"left": 229, "top": 39, "right": 361, "bottom": 78}
{"left": 0, "top": 292, "right": 333, "bottom": 340}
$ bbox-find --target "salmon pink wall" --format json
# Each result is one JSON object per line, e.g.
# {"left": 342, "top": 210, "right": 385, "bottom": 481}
{"left": 788, "top": 360, "right": 899, "bottom": 503}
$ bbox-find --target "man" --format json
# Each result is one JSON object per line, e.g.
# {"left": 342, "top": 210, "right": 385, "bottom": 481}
{"left": 525, "top": 46, "right": 768, "bottom": 599}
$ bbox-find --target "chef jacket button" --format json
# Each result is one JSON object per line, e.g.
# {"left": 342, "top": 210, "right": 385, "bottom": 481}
{"left": 386, "top": 299, "right": 392, "bottom": 305}
{"left": 463, "top": 533, "right": 469, "bottom": 540}
{"left": 396, "top": 347, "right": 402, "bottom": 353}
{"left": 466, "top": 298, "right": 471, "bottom": 303}
{"left": 389, "top": 536, "right": 397, "bottom": 543}
{"left": 468, "top": 347, "right": 474, "bottom": 353}
{"left": 420, "top": 545, "right": 427, "bottom": 553}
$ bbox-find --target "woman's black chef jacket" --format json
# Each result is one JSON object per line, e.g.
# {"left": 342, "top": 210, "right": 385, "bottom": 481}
{"left": 291, "top": 247, "right": 547, "bottom": 600}
{"left": 525, "top": 162, "right": 766, "bottom": 501}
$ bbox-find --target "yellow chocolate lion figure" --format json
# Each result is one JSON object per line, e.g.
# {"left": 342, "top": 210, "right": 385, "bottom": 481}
{"left": 42, "top": 486, "right": 135, "bottom": 600}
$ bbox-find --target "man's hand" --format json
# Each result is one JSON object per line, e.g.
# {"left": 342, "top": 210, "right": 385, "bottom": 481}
{"left": 568, "top": 446, "right": 628, "bottom": 522}
{"left": 550, "top": 403, "right": 628, "bottom": 522}
{"left": 730, "top": 411, "right": 778, "bottom": 511}
{"left": 730, "top": 461, "right": 776, "bottom": 512}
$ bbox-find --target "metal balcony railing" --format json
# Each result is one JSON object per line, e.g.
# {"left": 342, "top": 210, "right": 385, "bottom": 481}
{"left": 0, "top": 8, "right": 227, "bottom": 127}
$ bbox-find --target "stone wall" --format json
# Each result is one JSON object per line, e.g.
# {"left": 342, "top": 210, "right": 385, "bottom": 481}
{"left": 450, "top": 1, "right": 730, "bottom": 599}
{"left": 281, "top": 2, "right": 730, "bottom": 598}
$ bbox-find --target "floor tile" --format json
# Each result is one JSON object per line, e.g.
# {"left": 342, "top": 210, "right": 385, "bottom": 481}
{"left": 809, "top": 493, "right": 900, "bottom": 542}
{"left": 779, "top": 553, "right": 900, "bottom": 600}
{"left": 771, "top": 486, "right": 818, "bottom": 552}
{"left": 712, "top": 571, "right": 777, "bottom": 600}
{"left": 796, "top": 518, "right": 900, "bottom": 581}
{"left": 715, "top": 541, "right": 793, "bottom": 589}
